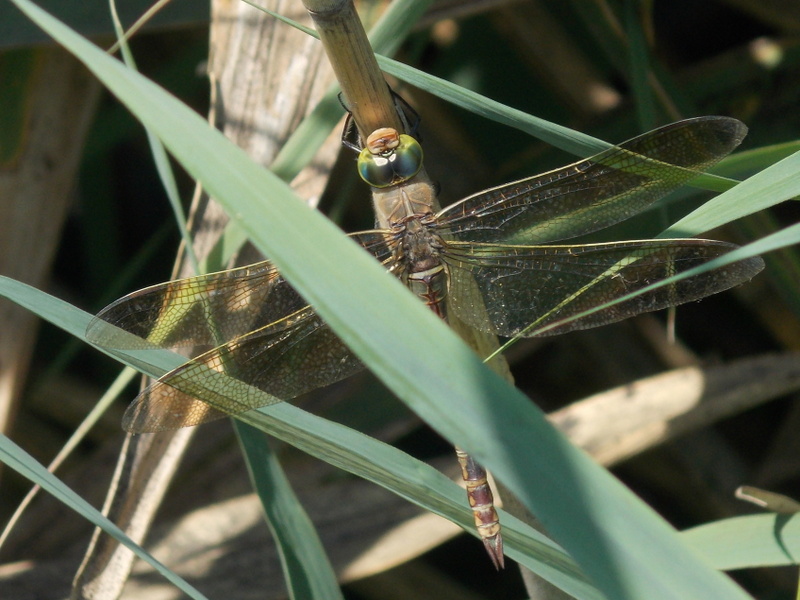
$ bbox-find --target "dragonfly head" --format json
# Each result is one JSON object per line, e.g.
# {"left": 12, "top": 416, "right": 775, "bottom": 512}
{"left": 358, "top": 127, "right": 424, "bottom": 188}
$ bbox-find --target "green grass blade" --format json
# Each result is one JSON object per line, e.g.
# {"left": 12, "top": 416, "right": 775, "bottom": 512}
{"left": 0, "top": 434, "right": 209, "bottom": 599}
{"left": 623, "top": 1, "right": 657, "bottom": 130}
{"left": 0, "top": 276, "right": 599, "bottom": 598}
{"left": 712, "top": 140, "right": 800, "bottom": 178}
{"left": 665, "top": 146, "right": 800, "bottom": 237}
{"left": 109, "top": 0, "right": 198, "bottom": 273}
{"left": 236, "top": 405, "right": 604, "bottom": 599}
{"left": 0, "top": 275, "right": 180, "bottom": 378}
{"left": 376, "top": 57, "right": 741, "bottom": 194}
{"left": 682, "top": 514, "right": 800, "bottom": 570}
{"left": 235, "top": 421, "right": 343, "bottom": 600}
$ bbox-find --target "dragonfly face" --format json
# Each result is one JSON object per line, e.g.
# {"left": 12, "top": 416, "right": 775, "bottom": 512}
{"left": 357, "top": 127, "right": 424, "bottom": 188}
{"left": 88, "top": 115, "right": 764, "bottom": 432}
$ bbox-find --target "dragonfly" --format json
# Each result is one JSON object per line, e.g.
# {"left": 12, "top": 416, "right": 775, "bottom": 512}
{"left": 87, "top": 114, "right": 765, "bottom": 569}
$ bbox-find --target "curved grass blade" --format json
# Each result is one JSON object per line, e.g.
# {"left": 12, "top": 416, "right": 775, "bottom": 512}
{"left": 682, "top": 513, "right": 800, "bottom": 570}
{"left": 0, "top": 276, "right": 599, "bottom": 599}
{"left": 0, "top": 434, "right": 209, "bottom": 600}
{"left": 235, "top": 421, "right": 343, "bottom": 600}
{"left": 665, "top": 145, "right": 800, "bottom": 237}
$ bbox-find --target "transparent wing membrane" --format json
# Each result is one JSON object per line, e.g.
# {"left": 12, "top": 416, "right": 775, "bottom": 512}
{"left": 89, "top": 117, "right": 763, "bottom": 433}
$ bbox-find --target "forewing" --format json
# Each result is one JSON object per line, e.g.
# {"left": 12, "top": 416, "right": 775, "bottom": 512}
{"left": 122, "top": 308, "right": 365, "bottom": 432}
{"left": 87, "top": 231, "right": 396, "bottom": 355}
{"left": 444, "top": 239, "right": 764, "bottom": 338}
{"left": 85, "top": 260, "right": 303, "bottom": 354}
{"left": 436, "top": 117, "right": 747, "bottom": 245}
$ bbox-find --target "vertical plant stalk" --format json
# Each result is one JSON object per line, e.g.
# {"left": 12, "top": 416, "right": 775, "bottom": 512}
{"left": 301, "top": 0, "right": 401, "bottom": 141}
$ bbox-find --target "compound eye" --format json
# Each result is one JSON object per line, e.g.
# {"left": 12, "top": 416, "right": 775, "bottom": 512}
{"left": 357, "top": 133, "right": 423, "bottom": 188}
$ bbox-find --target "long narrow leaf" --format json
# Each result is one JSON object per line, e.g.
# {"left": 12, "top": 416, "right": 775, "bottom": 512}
{"left": 665, "top": 147, "right": 800, "bottom": 237}
{"left": 235, "top": 422, "right": 344, "bottom": 600}
{"left": 0, "top": 276, "right": 599, "bottom": 599}
{"left": 0, "top": 434, "right": 208, "bottom": 600}
{"left": 682, "top": 514, "right": 800, "bottom": 570}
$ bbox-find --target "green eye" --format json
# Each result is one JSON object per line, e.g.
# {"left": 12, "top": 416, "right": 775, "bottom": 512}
{"left": 357, "top": 134, "right": 423, "bottom": 188}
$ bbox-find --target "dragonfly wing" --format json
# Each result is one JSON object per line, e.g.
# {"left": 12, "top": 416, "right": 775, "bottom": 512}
{"left": 436, "top": 117, "right": 747, "bottom": 245}
{"left": 123, "top": 309, "right": 364, "bottom": 432}
{"left": 86, "top": 259, "right": 305, "bottom": 353}
{"left": 97, "top": 231, "right": 395, "bottom": 433}
{"left": 87, "top": 231, "right": 395, "bottom": 354}
{"left": 444, "top": 240, "right": 764, "bottom": 338}
{"left": 123, "top": 383, "right": 229, "bottom": 433}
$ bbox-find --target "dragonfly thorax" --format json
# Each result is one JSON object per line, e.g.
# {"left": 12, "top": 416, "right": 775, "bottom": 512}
{"left": 393, "top": 214, "right": 442, "bottom": 269}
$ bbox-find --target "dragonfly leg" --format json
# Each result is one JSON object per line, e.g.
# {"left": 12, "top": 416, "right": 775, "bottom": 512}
{"left": 455, "top": 446, "right": 504, "bottom": 569}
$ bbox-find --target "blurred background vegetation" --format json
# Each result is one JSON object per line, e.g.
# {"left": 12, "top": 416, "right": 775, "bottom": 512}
{"left": 2, "top": 0, "right": 800, "bottom": 598}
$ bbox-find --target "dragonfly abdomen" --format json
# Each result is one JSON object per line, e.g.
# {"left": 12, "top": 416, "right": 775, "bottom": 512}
{"left": 398, "top": 214, "right": 505, "bottom": 566}
{"left": 456, "top": 447, "right": 504, "bottom": 569}
{"left": 407, "top": 263, "right": 448, "bottom": 319}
